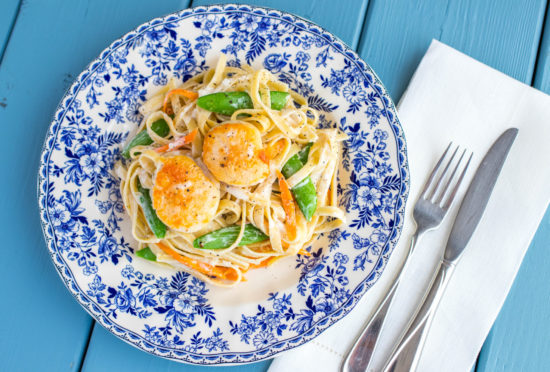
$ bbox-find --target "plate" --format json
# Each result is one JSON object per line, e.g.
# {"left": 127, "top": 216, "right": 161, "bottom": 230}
{"left": 38, "top": 4, "right": 409, "bottom": 365}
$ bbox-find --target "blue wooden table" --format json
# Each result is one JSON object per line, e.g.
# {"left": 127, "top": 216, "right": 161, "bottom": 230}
{"left": 1, "top": 0, "right": 549, "bottom": 371}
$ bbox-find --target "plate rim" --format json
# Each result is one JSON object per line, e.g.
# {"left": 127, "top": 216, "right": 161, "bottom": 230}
{"left": 37, "top": 3, "right": 410, "bottom": 365}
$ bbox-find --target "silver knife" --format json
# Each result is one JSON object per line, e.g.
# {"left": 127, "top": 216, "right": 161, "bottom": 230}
{"left": 382, "top": 128, "right": 518, "bottom": 372}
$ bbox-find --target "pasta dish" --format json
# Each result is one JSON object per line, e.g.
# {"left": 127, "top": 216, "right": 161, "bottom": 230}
{"left": 116, "top": 55, "right": 346, "bottom": 286}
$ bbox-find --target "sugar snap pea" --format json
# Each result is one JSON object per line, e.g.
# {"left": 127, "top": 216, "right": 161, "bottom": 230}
{"left": 136, "top": 179, "right": 167, "bottom": 238}
{"left": 135, "top": 247, "right": 157, "bottom": 261}
{"left": 122, "top": 119, "right": 170, "bottom": 158}
{"left": 291, "top": 177, "right": 317, "bottom": 221}
{"left": 281, "top": 143, "right": 313, "bottom": 179}
{"left": 281, "top": 143, "right": 317, "bottom": 221}
{"left": 197, "top": 91, "right": 289, "bottom": 116}
{"left": 193, "top": 224, "right": 268, "bottom": 250}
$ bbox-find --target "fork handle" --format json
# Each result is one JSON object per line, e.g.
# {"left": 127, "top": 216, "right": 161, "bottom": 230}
{"left": 341, "top": 233, "right": 421, "bottom": 372}
{"left": 382, "top": 260, "right": 454, "bottom": 372}
{"left": 341, "top": 277, "right": 400, "bottom": 372}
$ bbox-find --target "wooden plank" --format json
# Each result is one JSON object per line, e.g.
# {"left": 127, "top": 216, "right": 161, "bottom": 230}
{"left": 82, "top": 323, "right": 271, "bottom": 372}
{"left": 476, "top": 4, "right": 550, "bottom": 370}
{"left": 0, "top": 1, "right": 190, "bottom": 371}
{"left": 534, "top": 3, "right": 550, "bottom": 92}
{"left": 0, "top": 0, "right": 20, "bottom": 61}
{"left": 191, "top": 0, "right": 369, "bottom": 48}
{"left": 357, "top": 0, "right": 548, "bottom": 100}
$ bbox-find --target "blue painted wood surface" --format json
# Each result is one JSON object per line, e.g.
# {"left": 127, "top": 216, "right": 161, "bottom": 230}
{"left": 0, "top": 0, "right": 20, "bottom": 60}
{"left": 1, "top": 0, "right": 549, "bottom": 371}
{"left": 534, "top": 4, "right": 550, "bottom": 91}
{"left": 357, "top": 0, "right": 548, "bottom": 101}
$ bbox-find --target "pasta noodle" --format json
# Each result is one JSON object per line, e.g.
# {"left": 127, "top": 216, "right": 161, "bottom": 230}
{"left": 116, "top": 55, "right": 346, "bottom": 287}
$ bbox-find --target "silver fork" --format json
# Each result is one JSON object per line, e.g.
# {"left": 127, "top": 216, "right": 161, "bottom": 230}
{"left": 341, "top": 143, "right": 473, "bottom": 372}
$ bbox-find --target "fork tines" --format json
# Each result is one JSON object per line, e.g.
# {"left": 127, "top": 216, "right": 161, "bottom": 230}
{"left": 421, "top": 143, "right": 473, "bottom": 210}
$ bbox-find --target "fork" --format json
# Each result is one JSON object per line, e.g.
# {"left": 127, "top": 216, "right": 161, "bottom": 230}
{"left": 341, "top": 143, "right": 472, "bottom": 372}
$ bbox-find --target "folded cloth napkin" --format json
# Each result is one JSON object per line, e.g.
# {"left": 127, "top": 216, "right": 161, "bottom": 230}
{"left": 268, "top": 39, "right": 550, "bottom": 372}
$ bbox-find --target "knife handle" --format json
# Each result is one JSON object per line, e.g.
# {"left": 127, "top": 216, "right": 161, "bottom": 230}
{"left": 383, "top": 260, "right": 454, "bottom": 372}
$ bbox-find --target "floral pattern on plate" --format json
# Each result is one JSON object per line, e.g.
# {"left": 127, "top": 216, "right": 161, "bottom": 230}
{"left": 38, "top": 4, "right": 409, "bottom": 365}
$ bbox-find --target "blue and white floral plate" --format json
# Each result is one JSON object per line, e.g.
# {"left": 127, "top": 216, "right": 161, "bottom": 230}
{"left": 38, "top": 4, "right": 409, "bottom": 365}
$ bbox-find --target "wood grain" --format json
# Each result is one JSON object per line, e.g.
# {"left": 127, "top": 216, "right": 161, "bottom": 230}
{"left": 191, "top": 0, "right": 369, "bottom": 48}
{"left": 534, "top": 4, "right": 550, "bottom": 92}
{"left": 0, "top": 0, "right": 190, "bottom": 371}
{"left": 0, "top": 0, "right": 20, "bottom": 62}
{"left": 358, "top": 0, "right": 548, "bottom": 100}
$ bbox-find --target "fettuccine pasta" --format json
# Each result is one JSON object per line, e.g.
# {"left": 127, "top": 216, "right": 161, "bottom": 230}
{"left": 116, "top": 55, "right": 346, "bottom": 287}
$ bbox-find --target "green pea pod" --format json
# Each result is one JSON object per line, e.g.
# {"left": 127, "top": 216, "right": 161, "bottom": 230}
{"left": 193, "top": 224, "right": 268, "bottom": 250}
{"left": 292, "top": 177, "right": 317, "bottom": 221}
{"left": 197, "top": 91, "right": 289, "bottom": 116}
{"left": 281, "top": 143, "right": 313, "bottom": 178}
{"left": 136, "top": 180, "right": 167, "bottom": 238}
{"left": 296, "top": 143, "right": 313, "bottom": 165}
{"left": 135, "top": 247, "right": 157, "bottom": 261}
{"left": 280, "top": 142, "right": 317, "bottom": 221}
{"left": 122, "top": 119, "right": 170, "bottom": 158}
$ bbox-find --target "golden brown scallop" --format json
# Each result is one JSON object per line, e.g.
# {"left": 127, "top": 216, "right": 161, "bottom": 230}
{"left": 202, "top": 122, "right": 269, "bottom": 186}
{"left": 152, "top": 155, "right": 219, "bottom": 232}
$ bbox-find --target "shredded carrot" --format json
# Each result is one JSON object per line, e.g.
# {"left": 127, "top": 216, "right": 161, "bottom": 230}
{"left": 259, "top": 140, "right": 286, "bottom": 165}
{"left": 258, "top": 149, "right": 269, "bottom": 164}
{"left": 251, "top": 257, "right": 276, "bottom": 269}
{"left": 156, "top": 242, "right": 238, "bottom": 281}
{"left": 298, "top": 248, "right": 311, "bottom": 256}
{"left": 276, "top": 170, "right": 297, "bottom": 240}
{"left": 242, "top": 257, "right": 279, "bottom": 273}
{"left": 162, "top": 89, "right": 199, "bottom": 114}
{"left": 155, "top": 129, "right": 198, "bottom": 153}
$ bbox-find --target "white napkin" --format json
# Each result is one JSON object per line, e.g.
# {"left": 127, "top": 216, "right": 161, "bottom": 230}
{"left": 268, "top": 39, "right": 550, "bottom": 372}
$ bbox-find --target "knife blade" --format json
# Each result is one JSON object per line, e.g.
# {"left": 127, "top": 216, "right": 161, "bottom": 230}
{"left": 444, "top": 127, "right": 518, "bottom": 262}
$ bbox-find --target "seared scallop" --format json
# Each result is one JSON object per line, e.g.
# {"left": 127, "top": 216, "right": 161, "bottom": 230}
{"left": 152, "top": 155, "right": 219, "bottom": 232}
{"left": 202, "top": 122, "right": 269, "bottom": 186}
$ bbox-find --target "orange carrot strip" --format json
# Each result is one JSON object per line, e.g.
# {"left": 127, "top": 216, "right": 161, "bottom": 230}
{"left": 251, "top": 257, "right": 275, "bottom": 269}
{"left": 162, "top": 89, "right": 199, "bottom": 114}
{"left": 154, "top": 129, "right": 198, "bottom": 153}
{"left": 298, "top": 248, "right": 311, "bottom": 256}
{"left": 276, "top": 170, "right": 297, "bottom": 240}
{"left": 258, "top": 149, "right": 269, "bottom": 164}
{"left": 242, "top": 257, "right": 278, "bottom": 273}
{"left": 259, "top": 140, "right": 285, "bottom": 165}
{"left": 156, "top": 242, "right": 238, "bottom": 281}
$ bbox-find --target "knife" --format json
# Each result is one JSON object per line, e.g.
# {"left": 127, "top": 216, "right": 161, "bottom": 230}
{"left": 382, "top": 128, "right": 519, "bottom": 372}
